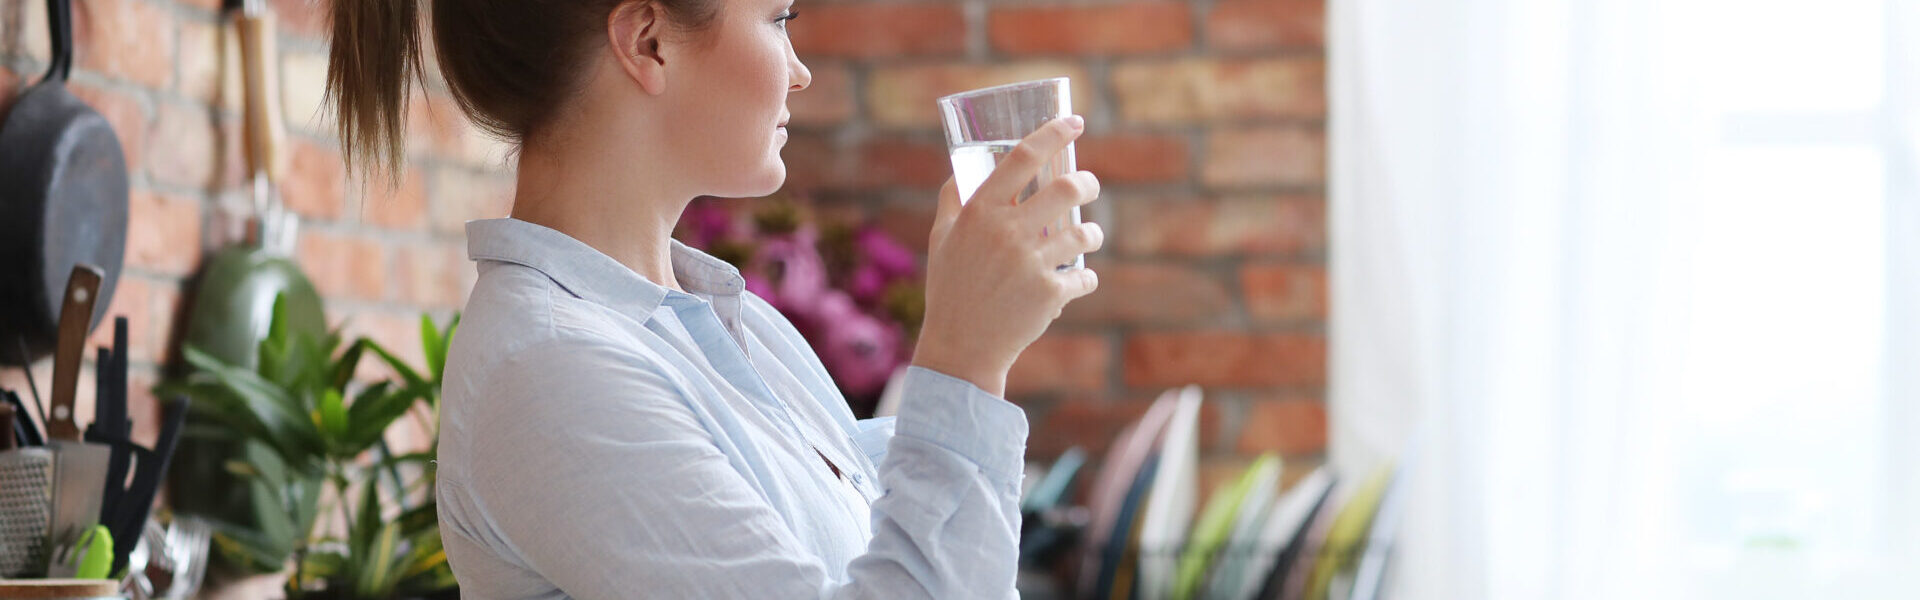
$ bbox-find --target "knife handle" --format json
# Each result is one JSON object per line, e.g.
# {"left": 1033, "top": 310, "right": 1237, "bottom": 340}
{"left": 48, "top": 264, "right": 104, "bottom": 442}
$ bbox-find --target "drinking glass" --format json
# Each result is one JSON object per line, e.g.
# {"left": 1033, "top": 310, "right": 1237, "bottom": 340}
{"left": 937, "top": 77, "right": 1083, "bottom": 270}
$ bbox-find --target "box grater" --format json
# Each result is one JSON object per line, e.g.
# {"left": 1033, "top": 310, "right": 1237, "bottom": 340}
{"left": 0, "top": 447, "right": 54, "bottom": 577}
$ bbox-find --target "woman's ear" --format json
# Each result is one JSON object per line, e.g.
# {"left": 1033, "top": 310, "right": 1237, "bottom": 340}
{"left": 609, "top": 0, "right": 667, "bottom": 95}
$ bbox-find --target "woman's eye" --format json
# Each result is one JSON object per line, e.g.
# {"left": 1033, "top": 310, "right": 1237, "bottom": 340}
{"left": 775, "top": 10, "right": 798, "bottom": 32}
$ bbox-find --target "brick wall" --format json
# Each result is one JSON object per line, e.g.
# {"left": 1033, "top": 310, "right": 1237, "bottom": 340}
{"left": 0, "top": 0, "right": 1326, "bottom": 493}
{"left": 781, "top": 0, "right": 1329, "bottom": 493}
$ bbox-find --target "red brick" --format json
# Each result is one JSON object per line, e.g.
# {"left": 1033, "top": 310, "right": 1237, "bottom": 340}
{"left": 270, "top": 0, "right": 331, "bottom": 40}
{"left": 1075, "top": 134, "right": 1189, "bottom": 184}
{"left": 73, "top": 0, "right": 177, "bottom": 88}
{"left": 67, "top": 82, "right": 149, "bottom": 173}
{"left": 788, "top": 61, "right": 855, "bottom": 126}
{"left": 1208, "top": 0, "right": 1324, "bottom": 51}
{"left": 783, "top": 134, "right": 953, "bottom": 191}
{"left": 1111, "top": 58, "right": 1324, "bottom": 124}
{"left": 1203, "top": 127, "right": 1324, "bottom": 189}
{"left": 867, "top": 62, "right": 1092, "bottom": 128}
{"left": 1061, "top": 263, "right": 1234, "bottom": 325}
{"left": 1235, "top": 396, "right": 1326, "bottom": 456}
{"left": 125, "top": 190, "right": 203, "bottom": 276}
{"left": 789, "top": 3, "right": 965, "bottom": 58}
{"left": 854, "top": 137, "right": 950, "bottom": 189}
{"left": 1029, "top": 392, "right": 1223, "bottom": 462}
{"left": 1029, "top": 396, "right": 1152, "bottom": 460}
{"left": 989, "top": 3, "right": 1192, "bottom": 55}
{"left": 872, "top": 199, "right": 938, "bottom": 256}
{"left": 126, "top": 369, "right": 163, "bottom": 446}
{"left": 296, "top": 230, "right": 389, "bottom": 301}
{"left": 21, "top": 0, "right": 51, "bottom": 62}
{"left": 1008, "top": 333, "right": 1111, "bottom": 395}
{"left": 284, "top": 138, "right": 346, "bottom": 220}
{"left": 1242, "top": 263, "right": 1324, "bottom": 322}
{"left": 1114, "top": 195, "right": 1325, "bottom": 257}
{"left": 85, "top": 275, "right": 153, "bottom": 363}
{"left": 355, "top": 165, "right": 428, "bottom": 229}
{"left": 406, "top": 90, "right": 469, "bottom": 160}
{"left": 178, "top": 17, "right": 241, "bottom": 109}
{"left": 148, "top": 101, "right": 218, "bottom": 189}
{"left": 393, "top": 242, "right": 466, "bottom": 309}
{"left": 1123, "top": 331, "right": 1324, "bottom": 387}
{"left": 429, "top": 167, "right": 515, "bottom": 234}
{"left": 778, "top": 132, "right": 834, "bottom": 193}
{"left": 151, "top": 280, "right": 186, "bottom": 365}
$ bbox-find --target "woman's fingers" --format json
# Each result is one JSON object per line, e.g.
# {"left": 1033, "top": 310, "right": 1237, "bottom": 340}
{"left": 1039, "top": 221, "right": 1104, "bottom": 271}
{"left": 1053, "top": 264, "right": 1100, "bottom": 302}
{"left": 1021, "top": 170, "right": 1100, "bottom": 232}
{"left": 968, "top": 116, "right": 1084, "bottom": 212}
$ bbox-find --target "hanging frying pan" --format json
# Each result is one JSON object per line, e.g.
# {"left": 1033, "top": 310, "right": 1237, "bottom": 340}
{"left": 0, "top": 0, "right": 130, "bottom": 366}
{"left": 181, "top": 0, "right": 324, "bottom": 371}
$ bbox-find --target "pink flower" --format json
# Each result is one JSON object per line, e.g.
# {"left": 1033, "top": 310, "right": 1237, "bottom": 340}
{"left": 682, "top": 202, "right": 735, "bottom": 247}
{"left": 856, "top": 227, "right": 917, "bottom": 278}
{"left": 848, "top": 263, "right": 889, "bottom": 306}
{"left": 812, "top": 292, "right": 902, "bottom": 398}
{"left": 756, "top": 229, "right": 829, "bottom": 318}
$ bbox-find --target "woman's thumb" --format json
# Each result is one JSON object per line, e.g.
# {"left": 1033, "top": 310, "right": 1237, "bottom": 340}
{"left": 930, "top": 177, "right": 961, "bottom": 249}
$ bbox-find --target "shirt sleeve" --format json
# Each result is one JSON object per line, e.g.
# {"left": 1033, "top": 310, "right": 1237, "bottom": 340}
{"left": 451, "top": 337, "right": 1029, "bottom": 600}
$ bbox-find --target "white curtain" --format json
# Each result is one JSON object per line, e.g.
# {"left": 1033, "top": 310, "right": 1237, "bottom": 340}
{"left": 1328, "top": 0, "right": 1919, "bottom": 598}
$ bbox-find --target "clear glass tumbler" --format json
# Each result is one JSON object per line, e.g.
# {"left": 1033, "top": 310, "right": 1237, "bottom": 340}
{"left": 936, "top": 77, "right": 1083, "bottom": 270}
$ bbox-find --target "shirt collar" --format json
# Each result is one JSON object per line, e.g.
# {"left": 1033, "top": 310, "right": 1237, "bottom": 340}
{"left": 465, "top": 218, "right": 747, "bottom": 317}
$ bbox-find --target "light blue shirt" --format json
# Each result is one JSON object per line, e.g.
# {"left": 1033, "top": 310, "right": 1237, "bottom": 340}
{"left": 436, "top": 218, "right": 1029, "bottom": 599}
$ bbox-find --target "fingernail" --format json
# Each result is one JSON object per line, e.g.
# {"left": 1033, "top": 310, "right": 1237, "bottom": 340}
{"left": 1065, "top": 115, "right": 1085, "bottom": 131}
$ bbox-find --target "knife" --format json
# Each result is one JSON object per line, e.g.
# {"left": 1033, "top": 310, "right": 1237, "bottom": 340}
{"left": 45, "top": 264, "right": 113, "bottom": 577}
{"left": 85, "top": 318, "right": 131, "bottom": 537}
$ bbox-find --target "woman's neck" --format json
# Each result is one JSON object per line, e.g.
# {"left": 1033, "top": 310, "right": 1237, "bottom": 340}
{"left": 508, "top": 128, "right": 690, "bottom": 293}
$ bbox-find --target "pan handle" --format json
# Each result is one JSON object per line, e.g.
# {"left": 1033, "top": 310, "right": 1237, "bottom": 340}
{"left": 42, "top": 0, "right": 73, "bottom": 83}
{"left": 238, "top": 12, "right": 287, "bottom": 186}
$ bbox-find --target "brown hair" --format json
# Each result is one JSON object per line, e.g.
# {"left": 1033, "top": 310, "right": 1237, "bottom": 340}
{"left": 326, "top": 0, "right": 720, "bottom": 184}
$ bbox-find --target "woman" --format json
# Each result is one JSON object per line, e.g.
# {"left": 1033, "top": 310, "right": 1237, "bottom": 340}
{"left": 326, "top": 0, "right": 1102, "bottom": 597}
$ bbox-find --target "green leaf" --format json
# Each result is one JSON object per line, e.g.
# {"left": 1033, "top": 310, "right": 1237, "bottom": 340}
{"left": 356, "top": 520, "right": 402, "bottom": 597}
{"left": 419, "top": 315, "right": 445, "bottom": 385}
{"left": 344, "top": 383, "right": 420, "bottom": 455}
{"left": 362, "top": 339, "right": 427, "bottom": 391}
{"left": 299, "top": 550, "right": 348, "bottom": 583}
{"left": 330, "top": 338, "right": 366, "bottom": 393}
{"left": 183, "top": 346, "right": 322, "bottom": 460}
{"left": 207, "top": 522, "right": 293, "bottom": 573}
{"left": 399, "top": 526, "right": 446, "bottom": 579}
{"left": 351, "top": 472, "right": 381, "bottom": 563}
{"left": 318, "top": 388, "right": 349, "bottom": 442}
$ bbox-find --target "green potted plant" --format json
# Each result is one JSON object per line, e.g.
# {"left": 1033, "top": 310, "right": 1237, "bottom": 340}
{"left": 167, "top": 297, "right": 459, "bottom": 599}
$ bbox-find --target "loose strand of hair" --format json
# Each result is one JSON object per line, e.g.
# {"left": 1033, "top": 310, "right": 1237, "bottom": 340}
{"left": 325, "top": 0, "right": 426, "bottom": 189}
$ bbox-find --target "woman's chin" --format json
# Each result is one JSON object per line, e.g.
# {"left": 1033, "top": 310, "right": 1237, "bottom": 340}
{"left": 715, "top": 163, "right": 788, "bottom": 199}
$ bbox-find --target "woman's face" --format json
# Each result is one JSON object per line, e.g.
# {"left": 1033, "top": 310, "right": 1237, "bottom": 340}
{"left": 663, "top": 0, "right": 811, "bottom": 198}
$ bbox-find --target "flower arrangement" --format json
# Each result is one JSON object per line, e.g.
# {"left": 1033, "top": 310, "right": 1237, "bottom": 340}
{"left": 677, "top": 197, "right": 925, "bottom": 416}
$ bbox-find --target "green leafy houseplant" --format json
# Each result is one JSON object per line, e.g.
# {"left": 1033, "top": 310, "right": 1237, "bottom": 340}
{"left": 167, "top": 298, "right": 459, "bottom": 599}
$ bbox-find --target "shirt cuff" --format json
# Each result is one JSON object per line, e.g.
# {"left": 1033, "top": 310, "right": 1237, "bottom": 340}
{"left": 894, "top": 366, "right": 1030, "bottom": 487}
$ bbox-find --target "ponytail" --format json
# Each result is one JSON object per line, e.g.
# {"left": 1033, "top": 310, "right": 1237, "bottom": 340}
{"left": 326, "top": 0, "right": 425, "bottom": 187}
{"left": 325, "top": 0, "right": 722, "bottom": 186}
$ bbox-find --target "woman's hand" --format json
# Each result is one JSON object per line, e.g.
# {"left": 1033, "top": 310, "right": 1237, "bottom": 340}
{"left": 911, "top": 115, "right": 1104, "bottom": 397}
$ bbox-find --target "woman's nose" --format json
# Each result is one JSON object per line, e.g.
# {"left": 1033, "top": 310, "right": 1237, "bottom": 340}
{"left": 789, "top": 51, "right": 812, "bottom": 91}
